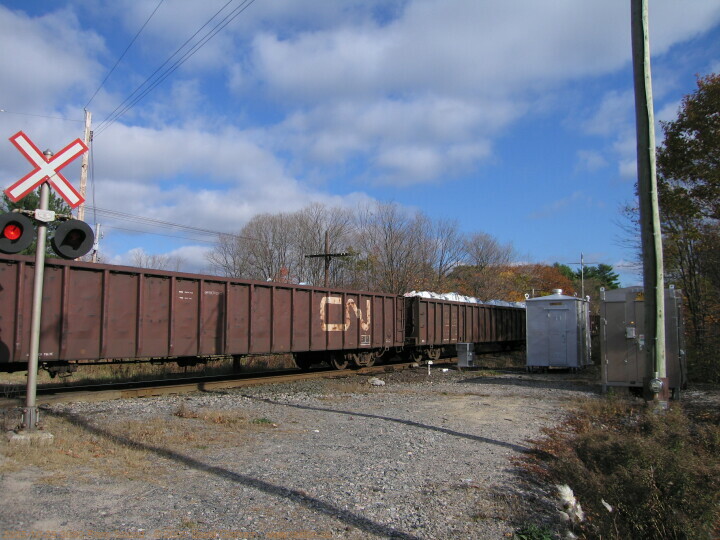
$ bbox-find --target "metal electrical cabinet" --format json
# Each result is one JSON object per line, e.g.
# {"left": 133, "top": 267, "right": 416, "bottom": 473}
{"left": 526, "top": 290, "right": 592, "bottom": 371}
{"left": 599, "top": 286, "right": 686, "bottom": 393}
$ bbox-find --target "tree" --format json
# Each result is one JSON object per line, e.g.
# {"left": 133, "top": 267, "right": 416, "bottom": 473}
{"left": 292, "top": 203, "right": 354, "bottom": 286}
{"left": 1, "top": 190, "right": 72, "bottom": 257}
{"left": 207, "top": 232, "right": 253, "bottom": 278}
{"left": 501, "top": 264, "right": 576, "bottom": 301}
{"left": 354, "top": 202, "right": 429, "bottom": 294}
{"left": 129, "top": 248, "right": 185, "bottom": 272}
{"left": 553, "top": 263, "right": 576, "bottom": 282}
{"left": 656, "top": 73, "right": 720, "bottom": 380}
{"left": 207, "top": 204, "right": 355, "bottom": 285}
{"left": 233, "top": 212, "right": 297, "bottom": 281}
{"left": 581, "top": 264, "right": 620, "bottom": 289}
{"left": 449, "top": 232, "right": 515, "bottom": 299}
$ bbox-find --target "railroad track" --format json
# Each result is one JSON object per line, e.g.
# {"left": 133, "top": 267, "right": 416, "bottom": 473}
{"left": 0, "top": 361, "right": 450, "bottom": 408}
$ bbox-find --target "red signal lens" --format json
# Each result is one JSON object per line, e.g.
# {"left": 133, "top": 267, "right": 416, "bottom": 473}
{"left": 3, "top": 223, "right": 22, "bottom": 241}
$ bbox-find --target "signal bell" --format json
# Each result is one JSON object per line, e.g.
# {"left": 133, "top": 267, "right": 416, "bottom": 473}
{"left": 51, "top": 220, "right": 94, "bottom": 259}
{"left": 0, "top": 213, "right": 34, "bottom": 254}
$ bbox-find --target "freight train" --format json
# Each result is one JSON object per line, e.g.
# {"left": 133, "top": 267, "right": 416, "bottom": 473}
{"left": 0, "top": 254, "right": 525, "bottom": 375}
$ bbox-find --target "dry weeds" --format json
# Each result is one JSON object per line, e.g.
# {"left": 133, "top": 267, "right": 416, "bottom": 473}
{"left": 0, "top": 403, "right": 287, "bottom": 487}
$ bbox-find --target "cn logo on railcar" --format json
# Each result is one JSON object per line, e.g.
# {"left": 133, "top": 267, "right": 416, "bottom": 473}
{"left": 319, "top": 296, "right": 371, "bottom": 332}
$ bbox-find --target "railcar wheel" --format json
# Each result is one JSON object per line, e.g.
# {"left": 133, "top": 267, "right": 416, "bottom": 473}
{"left": 349, "top": 352, "right": 376, "bottom": 368}
{"left": 427, "top": 348, "right": 441, "bottom": 361}
{"left": 328, "top": 353, "right": 349, "bottom": 370}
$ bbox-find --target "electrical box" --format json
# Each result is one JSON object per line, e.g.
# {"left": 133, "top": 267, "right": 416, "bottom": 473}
{"left": 600, "top": 287, "right": 686, "bottom": 393}
{"left": 456, "top": 343, "right": 474, "bottom": 368}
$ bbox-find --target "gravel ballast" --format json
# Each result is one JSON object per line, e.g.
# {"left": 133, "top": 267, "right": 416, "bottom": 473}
{"left": 0, "top": 367, "right": 599, "bottom": 539}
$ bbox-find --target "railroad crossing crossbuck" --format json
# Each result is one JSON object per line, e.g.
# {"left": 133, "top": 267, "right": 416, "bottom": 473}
{"left": 4, "top": 131, "right": 88, "bottom": 208}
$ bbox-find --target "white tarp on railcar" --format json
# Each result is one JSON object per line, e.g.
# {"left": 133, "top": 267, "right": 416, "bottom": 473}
{"left": 404, "top": 291, "right": 525, "bottom": 309}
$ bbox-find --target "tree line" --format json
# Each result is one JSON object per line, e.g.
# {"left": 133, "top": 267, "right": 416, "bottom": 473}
{"left": 206, "top": 201, "right": 618, "bottom": 302}
{"left": 2, "top": 192, "right": 619, "bottom": 303}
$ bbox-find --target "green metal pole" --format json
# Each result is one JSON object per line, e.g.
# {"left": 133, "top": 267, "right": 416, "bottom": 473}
{"left": 631, "top": 0, "right": 667, "bottom": 405}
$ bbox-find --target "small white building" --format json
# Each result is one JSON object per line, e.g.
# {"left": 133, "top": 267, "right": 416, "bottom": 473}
{"left": 526, "top": 289, "right": 591, "bottom": 371}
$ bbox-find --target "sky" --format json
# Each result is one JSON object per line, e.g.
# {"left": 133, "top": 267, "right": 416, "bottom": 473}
{"left": 1, "top": 0, "right": 719, "bottom": 287}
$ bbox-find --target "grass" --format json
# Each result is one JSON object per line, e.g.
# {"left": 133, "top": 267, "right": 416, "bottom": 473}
{"left": 0, "top": 412, "right": 158, "bottom": 482}
{"left": 0, "top": 403, "right": 285, "bottom": 485}
{"left": 520, "top": 393, "right": 720, "bottom": 539}
{"left": 251, "top": 417, "right": 276, "bottom": 426}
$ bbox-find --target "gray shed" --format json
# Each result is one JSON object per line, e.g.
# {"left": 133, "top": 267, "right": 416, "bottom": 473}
{"left": 526, "top": 289, "right": 591, "bottom": 371}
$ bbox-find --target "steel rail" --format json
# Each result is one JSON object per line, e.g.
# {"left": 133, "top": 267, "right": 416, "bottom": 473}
{"left": 0, "top": 361, "right": 451, "bottom": 408}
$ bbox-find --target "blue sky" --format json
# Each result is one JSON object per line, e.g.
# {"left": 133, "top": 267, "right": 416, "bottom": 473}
{"left": 1, "top": 1, "right": 719, "bottom": 286}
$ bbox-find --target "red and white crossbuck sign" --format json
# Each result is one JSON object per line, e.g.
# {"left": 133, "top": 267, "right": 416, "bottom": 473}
{"left": 4, "top": 131, "right": 88, "bottom": 209}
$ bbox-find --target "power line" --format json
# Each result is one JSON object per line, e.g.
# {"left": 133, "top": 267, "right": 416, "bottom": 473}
{"left": 0, "top": 109, "right": 83, "bottom": 123}
{"left": 96, "top": 0, "right": 255, "bottom": 135}
{"left": 95, "top": 0, "right": 256, "bottom": 136}
{"left": 102, "top": 224, "right": 220, "bottom": 244}
{"left": 84, "top": 205, "right": 259, "bottom": 243}
{"left": 95, "top": 0, "right": 235, "bottom": 134}
{"left": 85, "top": 0, "right": 165, "bottom": 109}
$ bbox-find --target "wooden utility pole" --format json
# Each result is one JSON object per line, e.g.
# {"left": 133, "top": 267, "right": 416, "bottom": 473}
{"left": 305, "top": 230, "right": 350, "bottom": 287}
{"left": 77, "top": 109, "right": 92, "bottom": 222}
{"left": 631, "top": 0, "right": 667, "bottom": 405}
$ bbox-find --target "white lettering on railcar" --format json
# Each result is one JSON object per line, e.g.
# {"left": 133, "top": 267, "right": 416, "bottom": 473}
{"left": 320, "top": 296, "right": 372, "bottom": 332}
{"left": 178, "top": 289, "right": 195, "bottom": 300}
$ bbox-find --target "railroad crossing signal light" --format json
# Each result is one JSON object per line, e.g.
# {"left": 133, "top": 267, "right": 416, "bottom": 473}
{"left": 0, "top": 214, "right": 94, "bottom": 259}
{"left": 0, "top": 213, "right": 34, "bottom": 254}
{"left": 51, "top": 220, "right": 94, "bottom": 259}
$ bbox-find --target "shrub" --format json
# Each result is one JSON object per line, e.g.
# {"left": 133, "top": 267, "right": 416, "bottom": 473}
{"left": 523, "top": 397, "right": 720, "bottom": 539}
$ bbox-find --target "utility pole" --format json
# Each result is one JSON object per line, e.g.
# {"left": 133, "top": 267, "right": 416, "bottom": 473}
{"left": 564, "top": 253, "right": 598, "bottom": 299}
{"left": 305, "top": 230, "right": 350, "bottom": 287}
{"left": 91, "top": 223, "right": 101, "bottom": 263}
{"left": 77, "top": 109, "right": 92, "bottom": 223}
{"left": 631, "top": 0, "right": 667, "bottom": 406}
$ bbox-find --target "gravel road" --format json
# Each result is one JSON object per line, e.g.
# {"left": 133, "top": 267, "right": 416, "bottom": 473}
{"left": 0, "top": 366, "right": 599, "bottom": 540}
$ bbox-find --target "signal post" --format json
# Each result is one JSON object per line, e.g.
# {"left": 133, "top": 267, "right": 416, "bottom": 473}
{"left": 2, "top": 132, "right": 94, "bottom": 440}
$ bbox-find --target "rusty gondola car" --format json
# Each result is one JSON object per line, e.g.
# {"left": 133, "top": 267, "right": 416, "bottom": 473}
{"left": 0, "top": 254, "right": 525, "bottom": 375}
{"left": 0, "top": 254, "right": 403, "bottom": 374}
{"left": 403, "top": 295, "right": 525, "bottom": 362}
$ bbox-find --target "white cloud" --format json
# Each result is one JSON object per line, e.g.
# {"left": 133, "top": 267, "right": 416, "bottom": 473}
{"left": 247, "top": 1, "right": 720, "bottom": 103}
{"left": 272, "top": 96, "right": 514, "bottom": 185}
{"left": 91, "top": 123, "right": 288, "bottom": 185}
{"left": 656, "top": 100, "right": 681, "bottom": 124}
{"left": 612, "top": 133, "right": 639, "bottom": 181}
{"left": 581, "top": 91, "right": 635, "bottom": 137}
{"left": 0, "top": 6, "right": 104, "bottom": 111}
{"left": 576, "top": 150, "right": 608, "bottom": 173}
{"left": 2, "top": 0, "right": 718, "bottom": 268}
{"left": 239, "top": 1, "right": 720, "bottom": 185}
{"left": 529, "top": 191, "right": 596, "bottom": 220}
